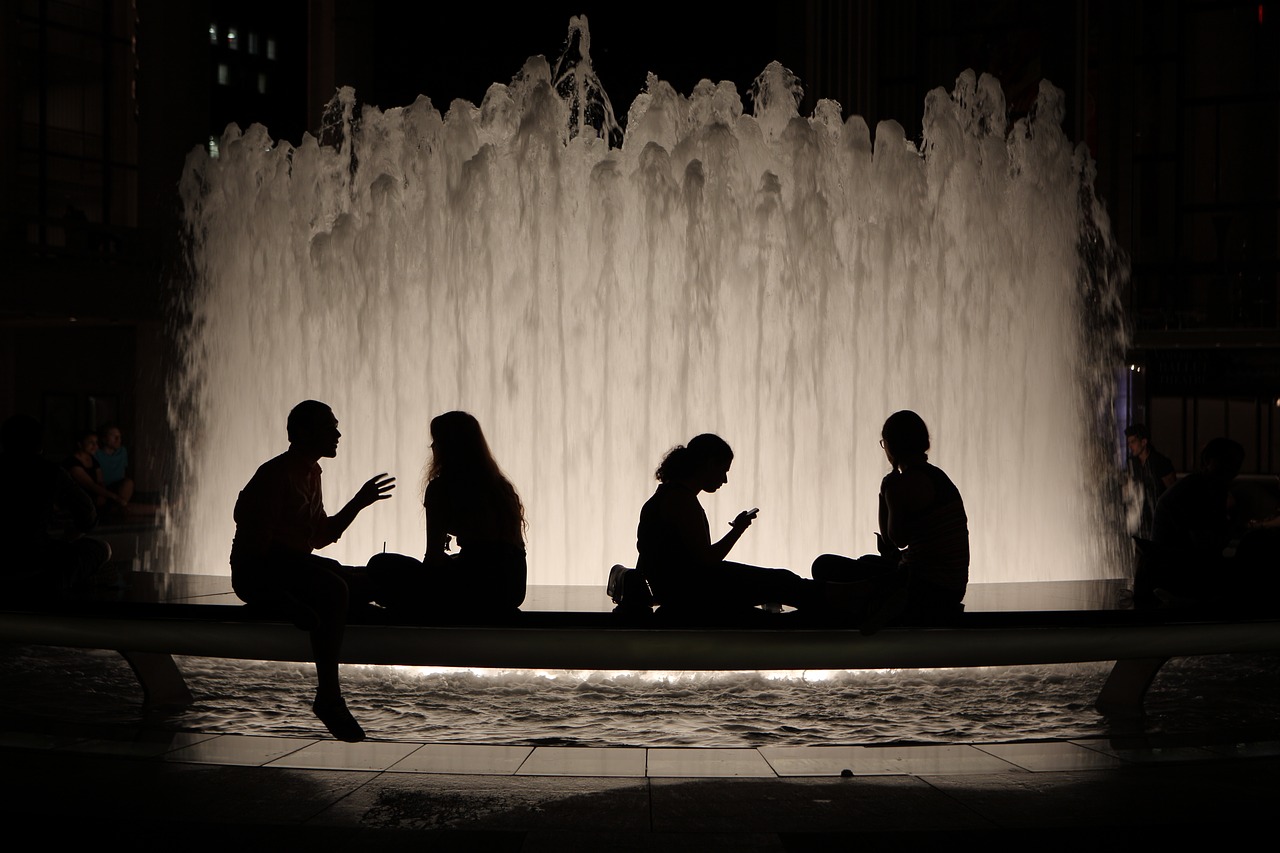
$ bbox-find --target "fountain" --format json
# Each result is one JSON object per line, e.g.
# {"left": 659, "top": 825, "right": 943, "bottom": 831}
{"left": 172, "top": 20, "right": 1128, "bottom": 586}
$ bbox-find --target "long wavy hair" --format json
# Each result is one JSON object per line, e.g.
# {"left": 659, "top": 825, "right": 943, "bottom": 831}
{"left": 425, "top": 411, "right": 526, "bottom": 538}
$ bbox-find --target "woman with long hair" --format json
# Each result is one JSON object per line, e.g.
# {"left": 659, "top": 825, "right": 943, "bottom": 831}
{"left": 420, "top": 411, "right": 527, "bottom": 610}
{"left": 636, "top": 433, "right": 837, "bottom": 615}
{"left": 812, "top": 410, "right": 969, "bottom": 625}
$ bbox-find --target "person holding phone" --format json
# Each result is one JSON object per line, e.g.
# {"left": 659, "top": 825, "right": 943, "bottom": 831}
{"left": 635, "top": 433, "right": 834, "bottom": 615}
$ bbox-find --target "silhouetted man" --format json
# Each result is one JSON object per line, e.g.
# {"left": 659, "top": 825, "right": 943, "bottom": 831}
{"left": 1147, "top": 437, "right": 1243, "bottom": 603}
{"left": 231, "top": 400, "right": 394, "bottom": 741}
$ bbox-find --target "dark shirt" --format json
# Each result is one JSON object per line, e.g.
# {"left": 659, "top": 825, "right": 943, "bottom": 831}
{"left": 889, "top": 463, "right": 969, "bottom": 598}
{"left": 1130, "top": 448, "right": 1175, "bottom": 537}
{"left": 1152, "top": 471, "right": 1231, "bottom": 566}
{"left": 423, "top": 474, "right": 524, "bottom": 556}
{"left": 635, "top": 482, "right": 711, "bottom": 600}
{"left": 230, "top": 450, "right": 342, "bottom": 569}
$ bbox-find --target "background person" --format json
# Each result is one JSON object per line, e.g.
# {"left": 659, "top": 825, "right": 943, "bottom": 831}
{"left": 94, "top": 423, "right": 134, "bottom": 504}
{"left": 64, "top": 430, "right": 126, "bottom": 514}
{"left": 1125, "top": 423, "right": 1177, "bottom": 539}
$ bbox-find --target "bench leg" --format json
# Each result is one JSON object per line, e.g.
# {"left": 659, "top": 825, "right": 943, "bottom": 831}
{"left": 118, "top": 651, "right": 195, "bottom": 708}
{"left": 1095, "top": 657, "right": 1168, "bottom": 718}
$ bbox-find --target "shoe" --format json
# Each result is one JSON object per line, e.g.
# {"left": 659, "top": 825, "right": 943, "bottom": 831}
{"left": 312, "top": 697, "right": 366, "bottom": 742}
{"left": 607, "top": 564, "right": 629, "bottom": 603}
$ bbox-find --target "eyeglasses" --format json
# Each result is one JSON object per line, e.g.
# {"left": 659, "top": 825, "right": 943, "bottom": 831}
{"left": 879, "top": 439, "right": 887, "bottom": 449}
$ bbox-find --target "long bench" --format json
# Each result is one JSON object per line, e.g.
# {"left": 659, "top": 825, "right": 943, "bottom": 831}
{"left": 4, "top": 596, "right": 1278, "bottom": 718}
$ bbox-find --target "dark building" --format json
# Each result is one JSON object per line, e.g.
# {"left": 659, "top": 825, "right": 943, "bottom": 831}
{"left": 2, "top": 0, "right": 1277, "bottom": 488}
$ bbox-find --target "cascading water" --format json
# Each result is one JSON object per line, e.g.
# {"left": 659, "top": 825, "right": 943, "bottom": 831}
{"left": 173, "top": 20, "right": 1128, "bottom": 585}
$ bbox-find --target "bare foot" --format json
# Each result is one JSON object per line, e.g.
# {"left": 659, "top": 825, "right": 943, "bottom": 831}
{"left": 312, "top": 696, "right": 365, "bottom": 742}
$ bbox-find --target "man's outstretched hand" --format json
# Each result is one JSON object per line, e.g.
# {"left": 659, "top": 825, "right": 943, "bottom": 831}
{"left": 354, "top": 473, "right": 396, "bottom": 509}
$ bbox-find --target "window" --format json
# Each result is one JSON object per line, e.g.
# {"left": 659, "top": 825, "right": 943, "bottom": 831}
{"left": 257, "top": 73, "right": 267, "bottom": 95}
{"left": 266, "top": 38, "right": 276, "bottom": 60}
{"left": 227, "top": 28, "right": 238, "bottom": 50}
{"left": 208, "top": 24, "right": 218, "bottom": 45}
{"left": 247, "top": 32, "right": 259, "bottom": 55}
{"left": 217, "top": 64, "right": 229, "bottom": 86}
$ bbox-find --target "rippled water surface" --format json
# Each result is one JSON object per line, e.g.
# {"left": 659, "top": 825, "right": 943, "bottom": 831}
{"left": 3, "top": 646, "right": 1277, "bottom": 746}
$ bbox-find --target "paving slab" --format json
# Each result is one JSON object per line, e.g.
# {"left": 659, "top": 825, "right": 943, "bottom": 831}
{"left": 308, "top": 772, "right": 650, "bottom": 832}
{"left": 649, "top": 776, "right": 995, "bottom": 833}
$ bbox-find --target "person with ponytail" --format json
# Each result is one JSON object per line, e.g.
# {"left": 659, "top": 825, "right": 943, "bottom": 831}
{"left": 635, "top": 433, "right": 831, "bottom": 614}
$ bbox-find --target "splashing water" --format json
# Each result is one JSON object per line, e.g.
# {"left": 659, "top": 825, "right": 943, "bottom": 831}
{"left": 172, "top": 20, "right": 1128, "bottom": 584}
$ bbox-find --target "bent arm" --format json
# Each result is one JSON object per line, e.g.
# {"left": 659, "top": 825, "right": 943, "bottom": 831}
{"left": 881, "top": 471, "right": 932, "bottom": 547}
{"left": 56, "top": 468, "right": 98, "bottom": 534}
{"left": 709, "top": 509, "right": 756, "bottom": 562}
{"left": 709, "top": 526, "right": 745, "bottom": 563}
{"left": 323, "top": 473, "right": 395, "bottom": 547}
{"left": 69, "top": 464, "right": 121, "bottom": 504}
{"left": 422, "top": 479, "right": 452, "bottom": 565}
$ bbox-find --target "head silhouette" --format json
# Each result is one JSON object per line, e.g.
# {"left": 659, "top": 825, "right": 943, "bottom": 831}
{"left": 1125, "top": 423, "right": 1151, "bottom": 457}
{"left": 655, "top": 434, "right": 734, "bottom": 486}
{"left": 75, "top": 429, "right": 99, "bottom": 455}
{"left": 426, "top": 410, "right": 526, "bottom": 538}
{"left": 428, "top": 411, "right": 501, "bottom": 480}
{"left": 287, "top": 400, "right": 339, "bottom": 457}
{"left": 882, "top": 410, "right": 930, "bottom": 465}
{"left": 1200, "top": 437, "right": 1244, "bottom": 480}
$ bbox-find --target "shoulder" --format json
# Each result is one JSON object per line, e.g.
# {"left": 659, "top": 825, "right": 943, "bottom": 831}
{"left": 1148, "top": 450, "right": 1174, "bottom": 476}
{"left": 884, "top": 466, "right": 937, "bottom": 508}
{"left": 925, "top": 463, "right": 960, "bottom": 490}
{"left": 244, "top": 451, "right": 303, "bottom": 489}
{"left": 648, "top": 483, "right": 695, "bottom": 505}
{"left": 424, "top": 475, "right": 456, "bottom": 508}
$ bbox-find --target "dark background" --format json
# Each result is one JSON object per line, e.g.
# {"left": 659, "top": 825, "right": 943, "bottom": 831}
{"left": 2, "top": 0, "right": 1277, "bottom": 489}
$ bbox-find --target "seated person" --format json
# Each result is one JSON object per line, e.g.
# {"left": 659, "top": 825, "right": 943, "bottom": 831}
{"left": 65, "top": 430, "right": 126, "bottom": 515}
{"left": 1125, "top": 423, "right": 1177, "bottom": 539}
{"left": 812, "top": 411, "right": 969, "bottom": 626}
{"left": 92, "top": 423, "right": 160, "bottom": 520}
{"left": 371, "top": 412, "right": 526, "bottom": 616}
{"left": 94, "top": 423, "right": 133, "bottom": 501}
{"left": 1, "top": 414, "right": 111, "bottom": 594}
{"left": 1143, "top": 437, "right": 1278, "bottom": 605}
{"left": 231, "top": 400, "right": 395, "bottom": 741}
{"left": 636, "top": 433, "right": 846, "bottom": 617}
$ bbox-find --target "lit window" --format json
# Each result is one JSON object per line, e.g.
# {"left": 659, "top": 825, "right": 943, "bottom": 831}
{"left": 266, "top": 38, "right": 276, "bottom": 60}
{"left": 217, "top": 64, "right": 229, "bottom": 86}
{"left": 258, "top": 73, "right": 267, "bottom": 95}
{"left": 208, "top": 136, "right": 220, "bottom": 158}
{"left": 208, "top": 24, "right": 218, "bottom": 45}
{"left": 227, "top": 28, "right": 238, "bottom": 50}
{"left": 247, "top": 32, "right": 259, "bottom": 55}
